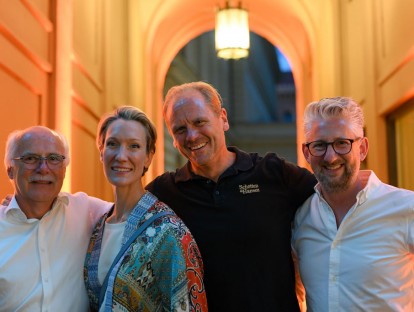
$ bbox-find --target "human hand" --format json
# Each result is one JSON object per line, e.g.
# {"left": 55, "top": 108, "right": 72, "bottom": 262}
{"left": 1, "top": 194, "right": 12, "bottom": 206}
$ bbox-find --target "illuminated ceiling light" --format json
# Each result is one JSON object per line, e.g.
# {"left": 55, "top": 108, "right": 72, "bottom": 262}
{"left": 215, "top": 1, "right": 250, "bottom": 59}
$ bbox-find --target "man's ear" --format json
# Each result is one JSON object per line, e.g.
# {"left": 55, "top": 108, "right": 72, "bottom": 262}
{"left": 359, "top": 137, "right": 369, "bottom": 161}
{"left": 221, "top": 108, "right": 230, "bottom": 131}
{"left": 7, "top": 167, "right": 13, "bottom": 179}
{"left": 302, "top": 144, "right": 311, "bottom": 164}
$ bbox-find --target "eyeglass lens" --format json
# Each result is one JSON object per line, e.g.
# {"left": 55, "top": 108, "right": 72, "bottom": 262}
{"left": 309, "top": 139, "right": 353, "bottom": 156}
{"left": 17, "top": 155, "right": 65, "bottom": 168}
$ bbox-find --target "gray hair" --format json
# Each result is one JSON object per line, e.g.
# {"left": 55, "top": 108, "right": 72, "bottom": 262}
{"left": 4, "top": 127, "right": 70, "bottom": 171}
{"left": 303, "top": 97, "right": 364, "bottom": 140}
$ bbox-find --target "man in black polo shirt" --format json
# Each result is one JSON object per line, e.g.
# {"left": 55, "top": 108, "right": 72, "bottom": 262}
{"left": 146, "top": 81, "right": 316, "bottom": 311}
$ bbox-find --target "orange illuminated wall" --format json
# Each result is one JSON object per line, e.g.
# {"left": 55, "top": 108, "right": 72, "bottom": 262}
{"left": 0, "top": 0, "right": 54, "bottom": 195}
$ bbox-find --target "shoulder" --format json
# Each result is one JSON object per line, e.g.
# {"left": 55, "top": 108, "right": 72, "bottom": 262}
{"left": 152, "top": 199, "right": 181, "bottom": 224}
{"left": 367, "top": 172, "right": 414, "bottom": 203}
{"left": 229, "top": 147, "right": 283, "bottom": 173}
{"left": 261, "top": 152, "right": 307, "bottom": 172}
{"left": 61, "top": 192, "right": 112, "bottom": 212}
{"left": 146, "top": 172, "right": 180, "bottom": 201}
{"left": 244, "top": 150, "right": 296, "bottom": 171}
{"left": 62, "top": 191, "right": 108, "bottom": 204}
{"left": 146, "top": 171, "right": 176, "bottom": 189}
{"left": 147, "top": 198, "right": 192, "bottom": 236}
{"left": 252, "top": 152, "right": 314, "bottom": 180}
{"left": 376, "top": 182, "right": 414, "bottom": 208}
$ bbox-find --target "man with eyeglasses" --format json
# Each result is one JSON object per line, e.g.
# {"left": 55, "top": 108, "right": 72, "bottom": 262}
{"left": 292, "top": 97, "right": 414, "bottom": 311}
{"left": 0, "top": 126, "right": 111, "bottom": 311}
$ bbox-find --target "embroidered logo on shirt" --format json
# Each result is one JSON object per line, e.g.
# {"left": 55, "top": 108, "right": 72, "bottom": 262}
{"left": 239, "top": 184, "right": 260, "bottom": 194}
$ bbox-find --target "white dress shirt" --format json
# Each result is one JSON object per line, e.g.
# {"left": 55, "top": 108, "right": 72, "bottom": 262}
{"left": 292, "top": 170, "right": 414, "bottom": 312}
{"left": 0, "top": 192, "right": 111, "bottom": 312}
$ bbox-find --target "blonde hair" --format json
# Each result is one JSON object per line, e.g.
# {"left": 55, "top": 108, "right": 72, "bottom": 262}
{"left": 163, "top": 81, "right": 223, "bottom": 118}
{"left": 96, "top": 106, "right": 157, "bottom": 175}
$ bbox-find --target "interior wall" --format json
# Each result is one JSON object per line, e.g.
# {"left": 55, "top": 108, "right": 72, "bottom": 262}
{"left": 3, "top": 0, "right": 414, "bottom": 196}
{"left": 0, "top": 0, "right": 130, "bottom": 200}
{"left": 339, "top": 0, "right": 386, "bottom": 178}
{"left": 338, "top": 0, "right": 414, "bottom": 185}
{"left": 70, "top": 0, "right": 135, "bottom": 199}
{"left": 0, "top": 0, "right": 54, "bottom": 195}
{"left": 394, "top": 102, "right": 414, "bottom": 190}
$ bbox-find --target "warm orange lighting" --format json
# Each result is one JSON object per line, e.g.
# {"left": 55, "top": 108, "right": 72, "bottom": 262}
{"left": 215, "top": 4, "right": 250, "bottom": 59}
{"left": 54, "top": 1, "right": 73, "bottom": 192}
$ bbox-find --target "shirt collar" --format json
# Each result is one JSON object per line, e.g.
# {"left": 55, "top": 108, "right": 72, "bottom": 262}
{"left": 314, "top": 170, "right": 381, "bottom": 205}
{"left": 5, "top": 193, "right": 69, "bottom": 222}
{"left": 174, "top": 146, "right": 253, "bottom": 183}
{"left": 355, "top": 170, "right": 381, "bottom": 205}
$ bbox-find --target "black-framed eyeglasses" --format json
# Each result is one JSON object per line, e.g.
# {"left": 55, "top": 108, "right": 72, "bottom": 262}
{"left": 13, "top": 154, "right": 66, "bottom": 169}
{"left": 305, "top": 138, "right": 361, "bottom": 157}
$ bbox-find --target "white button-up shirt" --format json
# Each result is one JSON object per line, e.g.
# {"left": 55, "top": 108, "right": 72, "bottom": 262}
{"left": 0, "top": 192, "right": 111, "bottom": 312}
{"left": 292, "top": 171, "right": 414, "bottom": 312}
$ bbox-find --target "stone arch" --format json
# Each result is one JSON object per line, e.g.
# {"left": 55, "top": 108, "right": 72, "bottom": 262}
{"left": 143, "top": 0, "right": 319, "bottom": 167}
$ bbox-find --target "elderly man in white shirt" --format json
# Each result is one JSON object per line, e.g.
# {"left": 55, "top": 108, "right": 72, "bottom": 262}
{"left": 292, "top": 97, "right": 414, "bottom": 312}
{"left": 0, "top": 126, "right": 111, "bottom": 311}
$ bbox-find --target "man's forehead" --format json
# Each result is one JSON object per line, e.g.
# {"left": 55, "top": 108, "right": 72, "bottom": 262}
{"left": 173, "top": 90, "right": 204, "bottom": 105}
{"left": 311, "top": 116, "right": 351, "bottom": 129}
{"left": 18, "top": 130, "right": 64, "bottom": 152}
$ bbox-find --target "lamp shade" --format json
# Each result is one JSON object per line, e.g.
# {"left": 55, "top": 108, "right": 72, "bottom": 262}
{"left": 215, "top": 7, "right": 250, "bottom": 59}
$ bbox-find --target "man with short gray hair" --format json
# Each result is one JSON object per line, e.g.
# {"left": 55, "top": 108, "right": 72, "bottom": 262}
{"left": 0, "top": 126, "right": 111, "bottom": 311}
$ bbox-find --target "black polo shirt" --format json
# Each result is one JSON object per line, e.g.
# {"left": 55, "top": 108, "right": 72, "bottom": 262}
{"left": 146, "top": 147, "right": 316, "bottom": 311}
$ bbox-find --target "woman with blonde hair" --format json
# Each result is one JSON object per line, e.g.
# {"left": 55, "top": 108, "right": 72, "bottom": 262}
{"left": 84, "top": 106, "right": 207, "bottom": 311}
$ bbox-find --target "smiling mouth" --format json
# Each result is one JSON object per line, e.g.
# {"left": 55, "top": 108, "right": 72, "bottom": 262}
{"left": 189, "top": 142, "right": 207, "bottom": 151}
{"left": 31, "top": 180, "right": 52, "bottom": 184}
{"left": 112, "top": 167, "right": 132, "bottom": 172}
{"left": 324, "top": 164, "right": 342, "bottom": 170}
{"left": 29, "top": 176, "right": 54, "bottom": 184}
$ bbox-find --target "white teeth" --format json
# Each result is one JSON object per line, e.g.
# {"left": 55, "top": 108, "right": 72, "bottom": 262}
{"left": 28, "top": 176, "right": 54, "bottom": 183}
{"left": 326, "top": 164, "right": 341, "bottom": 170}
{"left": 190, "top": 142, "right": 207, "bottom": 150}
{"left": 112, "top": 167, "right": 131, "bottom": 172}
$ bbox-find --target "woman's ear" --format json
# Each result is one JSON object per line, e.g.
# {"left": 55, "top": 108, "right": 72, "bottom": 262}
{"left": 145, "top": 151, "right": 154, "bottom": 169}
{"left": 99, "top": 147, "right": 104, "bottom": 162}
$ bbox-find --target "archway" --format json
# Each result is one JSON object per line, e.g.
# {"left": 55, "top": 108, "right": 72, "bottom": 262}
{"left": 140, "top": 0, "right": 319, "bottom": 172}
